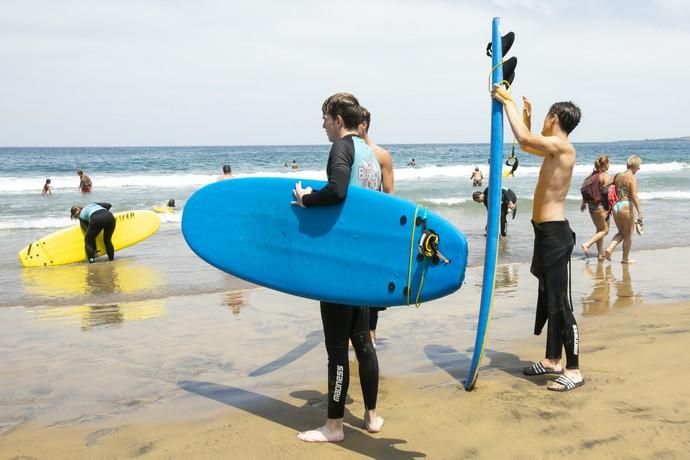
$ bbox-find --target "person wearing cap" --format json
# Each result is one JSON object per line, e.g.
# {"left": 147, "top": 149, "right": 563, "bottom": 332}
{"left": 70, "top": 202, "right": 116, "bottom": 263}
{"left": 217, "top": 164, "right": 233, "bottom": 181}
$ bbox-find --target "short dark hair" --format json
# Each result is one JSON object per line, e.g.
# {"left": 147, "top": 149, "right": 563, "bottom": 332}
{"left": 222, "top": 165, "right": 231, "bottom": 173}
{"left": 322, "top": 93, "right": 362, "bottom": 130}
{"left": 77, "top": 170, "right": 83, "bottom": 175}
{"left": 360, "top": 106, "right": 371, "bottom": 132}
{"left": 472, "top": 191, "right": 483, "bottom": 202}
{"left": 548, "top": 101, "right": 581, "bottom": 135}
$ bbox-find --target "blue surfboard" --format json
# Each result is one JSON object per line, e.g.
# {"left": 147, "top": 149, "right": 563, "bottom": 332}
{"left": 465, "top": 17, "right": 506, "bottom": 390}
{"left": 182, "top": 177, "right": 468, "bottom": 307}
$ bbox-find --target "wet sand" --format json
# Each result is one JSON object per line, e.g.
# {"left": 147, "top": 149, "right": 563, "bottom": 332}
{"left": 1, "top": 247, "right": 690, "bottom": 459}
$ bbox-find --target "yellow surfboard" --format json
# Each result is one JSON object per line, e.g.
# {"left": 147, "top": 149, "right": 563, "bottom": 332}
{"left": 152, "top": 205, "right": 175, "bottom": 213}
{"left": 18, "top": 210, "right": 161, "bottom": 268}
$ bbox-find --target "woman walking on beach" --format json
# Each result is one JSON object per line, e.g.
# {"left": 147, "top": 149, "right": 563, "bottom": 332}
{"left": 605, "top": 155, "right": 643, "bottom": 264}
{"left": 580, "top": 155, "right": 612, "bottom": 260}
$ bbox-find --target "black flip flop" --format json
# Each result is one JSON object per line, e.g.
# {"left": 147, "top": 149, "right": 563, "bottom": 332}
{"left": 547, "top": 375, "right": 585, "bottom": 392}
{"left": 523, "top": 362, "right": 564, "bottom": 376}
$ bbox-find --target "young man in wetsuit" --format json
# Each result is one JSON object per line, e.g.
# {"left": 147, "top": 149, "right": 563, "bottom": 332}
{"left": 292, "top": 93, "right": 384, "bottom": 442}
{"left": 70, "top": 203, "right": 117, "bottom": 263}
{"left": 357, "top": 107, "right": 394, "bottom": 347}
{"left": 492, "top": 85, "right": 584, "bottom": 392}
{"left": 472, "top": 187, "right": 517, "bottom": 237}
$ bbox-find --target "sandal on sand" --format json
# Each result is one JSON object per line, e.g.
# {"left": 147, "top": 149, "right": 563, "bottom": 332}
{"left": 547, "top": 375, "right": 585, "bottom": 392}
{"left": 523, "top": 362, "right": 564, "bottom": 376}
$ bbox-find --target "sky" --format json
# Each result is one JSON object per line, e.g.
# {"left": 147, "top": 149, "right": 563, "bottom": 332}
{"left": 1, "top": 0, "right": 689, "bottom": 146}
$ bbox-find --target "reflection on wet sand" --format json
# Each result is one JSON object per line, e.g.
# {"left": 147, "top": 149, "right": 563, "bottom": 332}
{"left": 224, "top": 290, "right": 246, "bottom": 316}
{"left": 581, "top": 261, "right": 641, "bottom": 314}
{"left": 581, "top": 261, "right": 612, "bottom": 315}
{"left": 29, "top": 299, "right": 167, "bottom": 331}
{"left": 495, "top": 263, "right": 519, "bottom": 290}
{"left": 611, "top": 263, "right": 641, "bottom": 308}
{"left": 21, "top": 260, "right": 165, "bottom": 300}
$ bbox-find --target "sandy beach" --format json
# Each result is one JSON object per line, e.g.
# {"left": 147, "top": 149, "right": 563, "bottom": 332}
{"left": 1, "top": 244, "right": 689, "bottom": 459}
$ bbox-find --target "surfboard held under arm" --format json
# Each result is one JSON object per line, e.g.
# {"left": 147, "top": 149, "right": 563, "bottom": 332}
{"left": 182, "top": 177, "right": 468, "bottom": 307}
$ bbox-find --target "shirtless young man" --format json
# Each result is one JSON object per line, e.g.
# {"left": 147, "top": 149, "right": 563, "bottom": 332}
{"left": 357, "top": 107, "right": 394, "bottom": 346}
{"left": 492, "top": 84, "right": 584, "bottom": 392}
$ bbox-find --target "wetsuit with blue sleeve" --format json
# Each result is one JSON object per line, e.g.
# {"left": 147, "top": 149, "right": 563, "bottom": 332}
{"left": 302, "top": 134, "right": 382, "bottom": 419}
{"left": 79, "top": 202, "right": 116, "bottom": 262}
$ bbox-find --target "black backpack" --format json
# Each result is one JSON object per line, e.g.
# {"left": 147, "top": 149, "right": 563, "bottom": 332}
{"left": 581, "top": 172, "right": 601, "bottom": 204}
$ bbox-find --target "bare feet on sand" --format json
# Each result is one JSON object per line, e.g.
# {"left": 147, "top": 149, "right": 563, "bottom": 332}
{"left": 581, "top": 243, "right": 590, "bottom": 258}
{"left": 621, "top": 259, "right": 636, "bottom": 264}
{"left": 297, "top": 425, "right": 344, "bottom": 443}
{"left": 364, "top": 412, "right": 384, "bottom": 433}
{"left": 604, "top": 249, "right": 612, "bottom": 261}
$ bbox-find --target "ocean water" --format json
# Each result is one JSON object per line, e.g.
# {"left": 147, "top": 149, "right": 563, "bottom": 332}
{"left": 1, "top": 141, "right": 688, "bottom": 307}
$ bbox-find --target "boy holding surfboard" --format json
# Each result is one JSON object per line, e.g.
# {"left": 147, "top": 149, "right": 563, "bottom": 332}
{"left": 292, "top": 93, "right": 384, "bottom": 442}
{"left": 492, "top": 85, "right": 584, "bottom": 392}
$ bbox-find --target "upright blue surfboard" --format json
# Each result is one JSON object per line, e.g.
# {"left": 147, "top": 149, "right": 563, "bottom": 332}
{"left": 182, "top": 177, "right": 468, "bottom": 307}
{"left": 465, "top": 17, "right": 505, "bottom": 390}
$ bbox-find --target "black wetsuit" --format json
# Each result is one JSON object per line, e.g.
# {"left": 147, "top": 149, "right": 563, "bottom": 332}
{"left": 79, "top": 202, "right": 116, "bottom": 261}
{"left": 482, "top": 187, "right": 517, "bottom": 237}
{"left": 531, "top": 220, "right": 579, "bottom": 369}
{"left": 303, "top": 134, "right": 381, "bottom": 419}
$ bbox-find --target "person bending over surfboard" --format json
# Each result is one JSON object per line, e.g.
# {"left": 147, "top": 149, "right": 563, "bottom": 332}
{"left": 492, "top": 85, "right": 585, "bottom": 392}
{"left": 358, "top": 106, "right": 394, "bottom": 348}
{"left": 292, "top": 92, "right": 384, "bottom": 442}
{"left": 472, "top": 187, "right": 517, "bottom": 237}
{"left": 70, "top": 203, "right": 116, "bottom": 263}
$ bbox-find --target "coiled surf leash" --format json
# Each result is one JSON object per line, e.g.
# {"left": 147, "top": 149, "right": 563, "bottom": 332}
{"left": 406, "top": 206, "right": 451, "bottom": 308}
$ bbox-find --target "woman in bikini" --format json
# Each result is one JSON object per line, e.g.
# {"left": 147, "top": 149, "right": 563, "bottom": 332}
{"left": 581, "top": 155, "right": 612, "bottom": 260}
{"left": 605, "top": 155, "right": 642, "bottom": 263}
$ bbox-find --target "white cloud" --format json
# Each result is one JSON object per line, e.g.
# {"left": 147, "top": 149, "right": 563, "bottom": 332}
{"left": 0, "top": 0, "right": 688, "bottom": 145}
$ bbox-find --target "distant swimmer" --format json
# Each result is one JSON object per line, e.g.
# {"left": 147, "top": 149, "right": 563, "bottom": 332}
{"left": 167, "top": 199, "right": 176, "bottom": 208}
{"left": 358, "top": 106, "right": 394, "bottom": 347}
{"left": 471, "top": 167, "right": 483, "bottom": 187}
{"left": 472, "top": 187, "right": 517, "bottom": 237}
{"left": 217, "top": 164, "right": 233, "bottom": 181}
{"left": 291, "top": 160, "right": 299, "bottom": 170}
{"left": 407, "top": 158, "right": 416, "bottom": 167}
{"left": 284, "top": 161, "right": 289, "bottom": 168}
{"left": 41, "top": 178, "right": 52, "bottom": 196}
{"left": 77, "top": 170, "right": 92, "bottom": 193}
{"left": 504, "top": 150, "right": 519, "bottom": 177}
{"left": 493, "top": 84, "right": 584, "bottom": 392}
{"left": 70, "top": 202, "right": 116, "bottom": 263}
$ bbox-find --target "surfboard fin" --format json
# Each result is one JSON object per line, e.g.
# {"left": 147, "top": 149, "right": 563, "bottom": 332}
{"left": 486, "top": 31, "right": 515, "bottom": 58}
{"left": 501, "top": 56, "right": 517, "bottom": 87}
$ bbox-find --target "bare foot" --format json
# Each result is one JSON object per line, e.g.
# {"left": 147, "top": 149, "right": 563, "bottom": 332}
{"left": 604, "top": 249, "right": 612, "bottom": 261}
{"left": 597, "top": 255, "right": 606, "bottom": 262}
{"left": 364, "top": 413, "right": 384, "bottom": 433}
{"left": 621, "top": 259, "right": 636, "bottom": 264}
{"left": 297, "top": 425, "right": 344, "bottom": 443}
{"left": 581, "top": 243, "right": 589, "bottom": 258}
